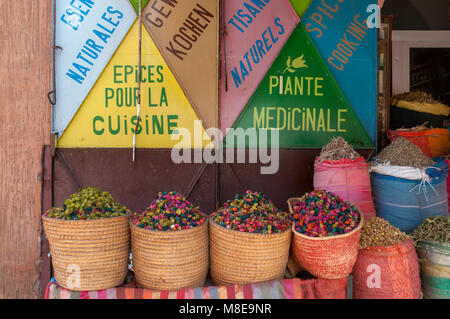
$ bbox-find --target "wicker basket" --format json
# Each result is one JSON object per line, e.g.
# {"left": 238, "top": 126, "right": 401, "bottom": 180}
{"left": 209, "top": 218, "right": 292, "bottom": 285}
{"left": 288, "top": 197, "right": 363, "bottom": 279}
{"left": 130, "top": 216, "right": 209, "bottom": 290}
{"left": 42, "top": 214, "right": 130, "bottom": 291}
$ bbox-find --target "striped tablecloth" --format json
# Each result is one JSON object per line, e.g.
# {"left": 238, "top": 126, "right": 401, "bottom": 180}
{"left": 45, "top": 277, "right": 347, "bottom": 299}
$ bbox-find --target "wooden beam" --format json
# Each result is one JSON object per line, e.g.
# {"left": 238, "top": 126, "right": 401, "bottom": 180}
{"left": 0, "top": 0, "right": 52, "bottom": 298}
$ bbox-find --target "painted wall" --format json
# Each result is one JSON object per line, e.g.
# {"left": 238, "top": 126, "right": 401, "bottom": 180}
{"left": 0, "top": 0, "right": 51, "bottom": 298}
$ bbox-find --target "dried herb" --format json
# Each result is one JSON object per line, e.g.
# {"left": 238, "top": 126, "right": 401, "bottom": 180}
{"left": 131, "top": 191, "right": 204, "bottom": 231}
{"left": 317, "top": 136, "right": 361, "bottom": 162}
{"left": 46, "top": 187, "right": 129, "bottom": 220}
{"left": 292, "top": 190, "right": 361, "bottom": 238}
{"left": 410, "top": 216, "right": 450, "bottom": 245}
{"left": 396, "top": 122, "right": 433, "bottom": 131}
{"left": 375, "top": 137, "right": 435, "bottom": 168}
{"left": 394, "top": 90, "right": 439, "bottom": 104}
{"left": 211, "top": 190, "right": 292, "bottom": 234}
{"left": 359, "top": 217, "right": 409, "bottom": 249}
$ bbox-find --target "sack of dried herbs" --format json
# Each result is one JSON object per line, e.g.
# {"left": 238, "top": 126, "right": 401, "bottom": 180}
{"left": 374, "top": 137, "right": 435, "bottom": 169}
{"left": 369, "top": 138, "right": 448, "bottom": 232}
{"left": 359, "top": 217, "right": 409, "bottom": 249}
{"left": 353, "top": 217, "right": 421, "bottom": 299}
{"left": 316, "top": 136, "right": 361, "bottom": 163}
{"left": 391, "top": 122, "right": 450, "bottom": 158}
{"left": 314, "top": 137, "right": 376, "bottom": 219}
{"left": 411, "top": 216, "right": 450, "bottom": 245}
{"left": 410, "top": 216, "right": 450, "bottom": 299}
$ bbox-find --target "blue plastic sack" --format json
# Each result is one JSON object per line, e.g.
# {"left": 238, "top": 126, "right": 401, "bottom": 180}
{"left": 371, "top": 158, "right": 449, "bottom": 233}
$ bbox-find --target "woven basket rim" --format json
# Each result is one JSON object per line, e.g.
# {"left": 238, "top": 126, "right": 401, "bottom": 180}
{"left": 42, "top": 213, "right": 130, "bottom": 224}
{"left": 208, "top": 216, "right": 292, "bottom": 237}
{"left": 129, "top": 211, "right": 208, "bottom": 234}
{"left": 287, "top": 197, "right": 364, "bottom": 241}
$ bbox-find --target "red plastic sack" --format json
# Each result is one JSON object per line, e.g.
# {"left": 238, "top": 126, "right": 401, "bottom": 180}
{"left": 352, "top": 239, "right": 421, "bottom": 299}
{"left": 313, "top": 157, "right": 376, "bottom": 219}
{"left": 388, "top": 130, "right": 432, "bottom": 157}
{"left": 389, "top": 129, "right": 450, "bottom": 158}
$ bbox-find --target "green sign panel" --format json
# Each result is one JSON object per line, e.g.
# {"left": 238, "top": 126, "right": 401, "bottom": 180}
{"left": 289, "top": 0, "right": 312, "bottom": 17}
{"left": 129, "top": 0, "right": 149, "bottom": 14}
{"left": 229, "top": 23, "right": 374, "bottom": 149}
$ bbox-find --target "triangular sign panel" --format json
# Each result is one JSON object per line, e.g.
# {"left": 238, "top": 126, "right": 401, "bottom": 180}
{"left": 220, "top": 0, "right": 299, "bottom": 134}
{"left": 142, "top": 0, "right": 218, "bottom": 130}
{"left": 129, "top": 0, "right": 150, "bottom": 14}
{"left": 289, "top": 0, "right": 313, "bottom": 17}
{"left": 230, "top": 23, "right": 374, "bottom": 149}
{"left": 58, "top": 21, "right": 212, "bottom": 149}
{"left": 54, "top": 0, "right": 136, "bottom": 136}
{"left": 302, "top": 0, "right": 378, "bottom": 143}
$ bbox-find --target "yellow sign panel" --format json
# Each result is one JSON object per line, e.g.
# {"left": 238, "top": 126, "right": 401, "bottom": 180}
{"left": 58, "top": 21, "right": 212, "bottom": 148}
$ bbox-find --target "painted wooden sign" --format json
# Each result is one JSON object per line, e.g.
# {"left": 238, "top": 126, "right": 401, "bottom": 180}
{"left": 220, "top": 0, "right": 299, "bottom": 133}
{"left": 302, "top": 0, "right": 378, "bottom": 143}
{"left": 54, "top": 0, "right": 136, "bottom": 136}
{"left": 289, "top": 0, "right": 312, "bottom": 17}
{"left": 129, "top": 0, "right": 149, "bottom": 14}
{"left": 229, "top": 23, "right": 374, "bottom": 149}
{"left": 142, "top": 0, "right": 219, "bottom": 130}
{"left": 57, "top": 22, "right": 211, "bottom": 149}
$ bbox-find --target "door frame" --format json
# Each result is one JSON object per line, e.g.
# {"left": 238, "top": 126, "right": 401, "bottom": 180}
{"left": 392, "top": 30, "right": 450, "bottom": 95}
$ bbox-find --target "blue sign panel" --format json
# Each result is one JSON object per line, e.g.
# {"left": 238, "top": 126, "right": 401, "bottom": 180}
{"left": 54, "top": 0, "right": 136, "bottom": 136}
{"left": 302, "top": 0, "right": 378, "bottom": 144}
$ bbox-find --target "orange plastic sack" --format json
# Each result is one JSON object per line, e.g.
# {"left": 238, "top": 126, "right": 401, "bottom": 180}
{"left": 352, "top": 239, "right": 421, "bottom": 299}
{"left": 388, "top": 130, "right": 432, "bottom": 157}
{"left": 426, "top": 129, "right": 450, "bottom": 158}
{"left": 313, "top": 157, "right": 376, "bottom": 219}
{"left": 389, "top": 129, "right": 449, "bottom": 157}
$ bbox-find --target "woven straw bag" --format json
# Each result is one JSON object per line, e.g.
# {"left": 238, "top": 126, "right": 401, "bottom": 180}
{"left": 209, "top": 218, "right": 292, "bottom": 285}
{"left": 42, "top": 214, "right": 130, "bottom": 291}
{"left": 288, "top": 197, "right": 363, "bottom": 279}
{"left": 130, "top": 215, "right": 209, "bottom": 290}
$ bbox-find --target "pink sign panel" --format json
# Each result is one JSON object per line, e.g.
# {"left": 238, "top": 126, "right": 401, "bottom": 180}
{"left": 220, "top": 0, "right": 299, "bottom": 132}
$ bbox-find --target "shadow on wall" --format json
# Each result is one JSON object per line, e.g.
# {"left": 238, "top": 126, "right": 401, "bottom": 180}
{"left": 382, "top": 0, "right": 449, "bottom": 30}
